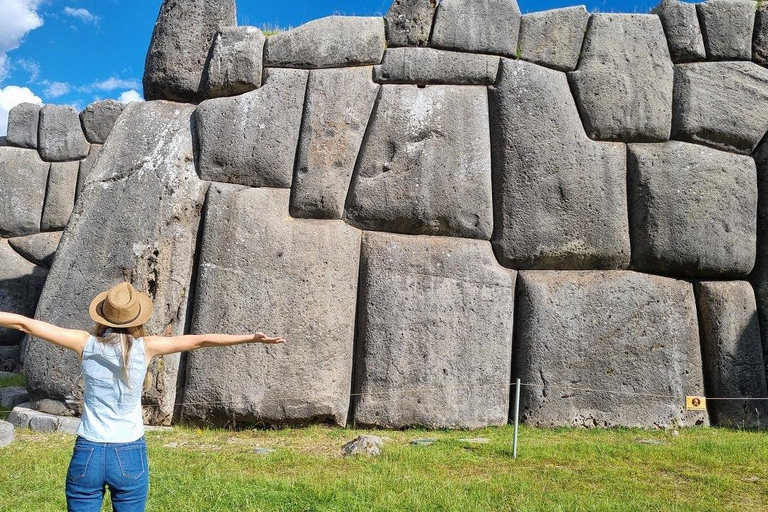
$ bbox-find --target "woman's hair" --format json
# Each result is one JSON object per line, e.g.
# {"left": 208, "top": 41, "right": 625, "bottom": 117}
{"left": 93, "top": 323, "right": 147, "bottom": 385}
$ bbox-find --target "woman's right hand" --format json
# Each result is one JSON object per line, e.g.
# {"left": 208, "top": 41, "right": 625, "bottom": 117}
{"left": 253, "top": 333, "right": 286, "bottom": 344}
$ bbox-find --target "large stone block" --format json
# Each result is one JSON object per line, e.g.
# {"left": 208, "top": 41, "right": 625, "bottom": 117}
{"left": 23, "top": 101, "right": 208, "bottom": 425}
{"left": 628, "top": 142, "right": 756, "bottom": 278}
{"left": 143, "top": 0, "right": 236, "bottom": 102}
{"left": 353, "top": 232, "right": 516, "bottom": 429}
{"left": 38, "top": 106, "right": 89, "bottom": 162}
{"left": 290, "top": 67, "right": 379, "bottom": 220}
{"left": 264, "top": 16, "right": 385, "bottom": 69}
{"left": 651, "top": 0, "right": 706, "bottom": 63}
{"left": 6, "top": 103, "right": 40, "bottom": 149}
{"left": 373, "top": 48, "right": 499, "bottom": 85}
{"left": 756, "top": 5, "right": 768, "bottom": 67}
{"left": 182, "top": 184, "right": 361, "bottom": 426}
{"left": 385, "top": 0, "right": 437, "bottom": 47}
{"left": 489, "top": 59, "right": 629, "bottom": 270}
{"left": 695, "top": 281, "right": 768, "bottom": 428}
{"left": 0, "top": 239, "right": 47, "bottom": 346}
{"left": 41, "top": 161, "right": 78, "bottom": 231}
{"left": 697, "top": 0, "right": 755, "bottom": 60}
{"left": 346, "top": 85, "right": 493, "bottom": 240}
{"left": 76, "top": 144, "right": 103, "bottom": 201}
{"left": 201, "top": 26, "right": 265, "bottom": 98}
{"left": 0, "top": 147, "right": 48, "bottom": 237}
{"left": 518, "top": 6, "right": 590, "bottom": 72}
{"left": 8, "top": 231, "right": 62, "bottom": 268}
{"left": 79, "top": 100, "right": 124, "bottom": 144}
{"left": 569, "top": 14, "right": 673, "bottom": 142}
{"left": 751, "top": 138, "right": 768, "bottom": 392}
{"left": 514, "top": 271, "right": 708, "bottom": 428}
{"left": 194, "top": 68, "right": 308, "bottom": 188}
{"left": 430, "top": 0, "right": 520, "bottom": 56}
{"left": 672, "top": 62, "right": 768, "bottom": 155}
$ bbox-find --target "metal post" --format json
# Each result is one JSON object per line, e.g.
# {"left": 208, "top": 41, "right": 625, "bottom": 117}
{"left": 513, "top": 378, "right": 521, "bottom": 459}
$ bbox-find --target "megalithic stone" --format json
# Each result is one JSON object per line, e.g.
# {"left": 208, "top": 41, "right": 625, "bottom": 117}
{"left": 23, "top": 101, "right": 208, "bottom": 425}
{"left": 143, "top": 0, "right": 236, "bottom": 102}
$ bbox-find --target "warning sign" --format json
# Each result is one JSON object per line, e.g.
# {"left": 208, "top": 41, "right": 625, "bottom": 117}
{"left": 686, "top": 396, "right": 707, "bottom": 411}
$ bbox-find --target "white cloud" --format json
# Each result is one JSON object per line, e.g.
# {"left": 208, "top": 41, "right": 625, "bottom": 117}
{"left": 63, "top": 6, "right": 98, "bottom": 24}
{"left": 0, "top": 1, "right": 44, "bottom": 84}
{"left": 118, "top": 89, "right": 143, "bottom": 103}
{"left": 15, "top": 58, "right": 39, "bottom": 82}
{"left": 0, "top": 84, "right": 42, "bottom": 136}
{"left": 42, "top": 80, "right": 70, "bottom": 98}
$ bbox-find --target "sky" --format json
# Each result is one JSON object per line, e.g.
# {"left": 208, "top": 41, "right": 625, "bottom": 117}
{"left": 0, "top": 0, "right": 667, "bottom": 135}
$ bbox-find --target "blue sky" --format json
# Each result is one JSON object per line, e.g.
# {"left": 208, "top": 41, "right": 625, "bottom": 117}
{"left": 0, "top": 0, "right": 665, "bottom": 135}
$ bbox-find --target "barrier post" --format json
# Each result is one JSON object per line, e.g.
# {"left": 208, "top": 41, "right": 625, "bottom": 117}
{"left": 513, "top": 378, "right": 521, "bottom": 458}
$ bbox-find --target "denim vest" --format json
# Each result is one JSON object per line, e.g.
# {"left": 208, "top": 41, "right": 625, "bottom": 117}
{"left": 76, "top": 334, "right": 147, "bottom": 443}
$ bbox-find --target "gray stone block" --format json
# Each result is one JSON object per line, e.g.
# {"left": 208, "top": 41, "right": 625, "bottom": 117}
{"left": 143, "top": 0, "right": 236, "bottom": 102}
{"left": 8, "top": 231, "right": 62, "bottom": 268}
{"left": 518, "top": 6, "right": 590, "bottom": 72}
{"left": 672, "top": 61, "right": 768, "bottom": 154}
{"left": 0, "top": 387, "right": 29, "bottom": 409}
{"left": 41, "top": 161, "right": 78, "bottom": 231}
{"left": 0, "top": 420, "right": 14, "bottom": 447}
{"left": 373, "top": 47, "right": 500, "bottom": 85}
{"left": 346, "top": 85, "right": 493, "bottom": 240}
{"left": 0, "top": 147, "right": 48, "bottom": 237}
{"left": 76, "top": 144, "right": 103, "bottom": 202}
{"left": 38, "top": 106, "right": 89, "bottom": 162}
{"left": 265, "top": 16, "right": 385, "bottom": 69}
{"left": 6, "top": 103, "right": 40, "bottom": 149}
{"left": 201, "top": 26, "right": 265, "bottom": 98}
{"left": 514, "top": 270, "right": 708, "bottom": 428}
{"left": 385, "top": 0, "right": 437, "bottom": 47}
{"left": 194, "top": 68, "right": 308, "bottom": 188}
{"left": 697, "top": 0, "right": 755, "bottom": 60}
{"left": 431, "top": 0, "right": 521, "bottom": 56}
{"left": 23, "top": 101, "right": 207, "bottom": 426}
{"left": 569, "top": 14, "right": 673, "bottom": 142}
{"left": 79, "top": 100, "right": 124, "bottom": 144}
{"left": 751, "top": 138, "right": 768, "bottom": 392}
{"left": 0, "top": 240, "right": 49, "bottom": 341}
{"left": 353, "top": 232, "right": 516, "bottom": 429}
{"left": 489, "top": 59, "right": 630, "bottom": 270}
{"left": 651, "top": 0, "right": 706, "bottom": 63}
{"left": 291, "top": 67, "right": 379, "bottom": 220}
{"left": 695, "top": 281, "right": 768, "bottom": 428}
{"left": 182, "top": 184, "right": 361, "bottom": 426}
{"left": 628, "top": 141, "right": 756, "bottom": 278}
{"left": 755, "top": 5, "right": 768, "bottom": 67}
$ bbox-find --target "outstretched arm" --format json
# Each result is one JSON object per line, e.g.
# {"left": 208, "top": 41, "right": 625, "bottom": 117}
{"left": 0, "top": 312, "right": 90, "bottom": 358}
{"left": 145, "top": 332, "right": 285, "bottom": 360}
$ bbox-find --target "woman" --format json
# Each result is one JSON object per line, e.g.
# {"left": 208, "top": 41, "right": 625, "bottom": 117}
{"left": 0, "top": 281, "right": 285, "bottom": 511}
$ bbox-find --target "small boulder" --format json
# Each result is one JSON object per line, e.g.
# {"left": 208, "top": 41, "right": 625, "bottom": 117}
{"left": 8, "top": 231, "right": 62, "bottom": 268}
{"left": 697, "top": 0, "right": 755, "bottom": 60}
{"left": 373, "top": 48, "right": 500, "bottom": 85}
{"left": 385, "top": 0, "right": 437, "bottom": 47}
{"left": 38, "top": 105, "right": 89, "bottom": 162}
{"left": 201, "top": 26, "right": 265, "bottom": 98}
{"left": 0, "top": 387, "right": 29, "bottom": 409}
{"left": 0, "top": 420, "right": 14, "bottom": 447}
{"left": 265, "top": 17, "right": 385, "bottom": 69}
{"left": 6, "top": 103, "right": 40, "bottom": 149}
{"left": 342, "top": 435, "right": 384, "bottom": 456}
{"left": 518, "top": 6, "right": 590, "bottom": 71}
{"left": 651, "top": 0, "right": 706, "bottom": 63}
{"left": 79, "top": 100, "right": 124, "bottom": 144}
{"left": 431, "top": 0, "right": 521, "bottom": 57}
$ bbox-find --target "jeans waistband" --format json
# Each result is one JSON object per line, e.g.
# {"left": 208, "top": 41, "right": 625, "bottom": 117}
{"left": 75, "top": 435, "right": 146, "bottom": 447}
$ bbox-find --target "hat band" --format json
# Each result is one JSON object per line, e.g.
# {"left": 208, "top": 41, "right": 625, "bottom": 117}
{"left": 99, "top": 301, "right": 142, "bottom": 326}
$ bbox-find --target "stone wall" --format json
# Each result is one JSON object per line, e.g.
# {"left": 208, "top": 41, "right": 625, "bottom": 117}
{"left": 3, "top": 0, "right": 768, "bottom": 429}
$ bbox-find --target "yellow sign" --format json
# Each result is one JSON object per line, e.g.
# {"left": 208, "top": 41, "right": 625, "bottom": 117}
{"left": 686, "top": 396, "right": 707, "bottom": 411}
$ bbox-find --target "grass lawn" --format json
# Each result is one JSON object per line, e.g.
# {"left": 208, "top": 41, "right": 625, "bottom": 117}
{"left": 0, "top": 425, "right": 766, "bottom": 511}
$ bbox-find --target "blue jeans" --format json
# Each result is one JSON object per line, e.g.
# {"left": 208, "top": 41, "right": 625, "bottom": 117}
{"left": 65, "top": 435, "right": 149, "bottom": 512}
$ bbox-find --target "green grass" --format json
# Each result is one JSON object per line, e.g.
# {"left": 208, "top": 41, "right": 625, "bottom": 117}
{"left": 0, "top": 372, "right": 25, "bottom": 388}
{"left": 1, "top": 425, "right": 767, "bottom": 511}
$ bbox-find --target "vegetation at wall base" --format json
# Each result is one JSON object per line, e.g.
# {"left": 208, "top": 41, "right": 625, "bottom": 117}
{"left": 1, "top": 425, "right": 767, "bottom": 511}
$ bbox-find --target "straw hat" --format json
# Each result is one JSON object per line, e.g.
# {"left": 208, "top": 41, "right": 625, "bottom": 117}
{"left": 89, "top": 282, "right": 154, "bottom": 328}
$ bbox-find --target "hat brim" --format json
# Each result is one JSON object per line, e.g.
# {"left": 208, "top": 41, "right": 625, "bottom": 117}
{"left": 88, "top": 289, "right": 154, "bottom": 328}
